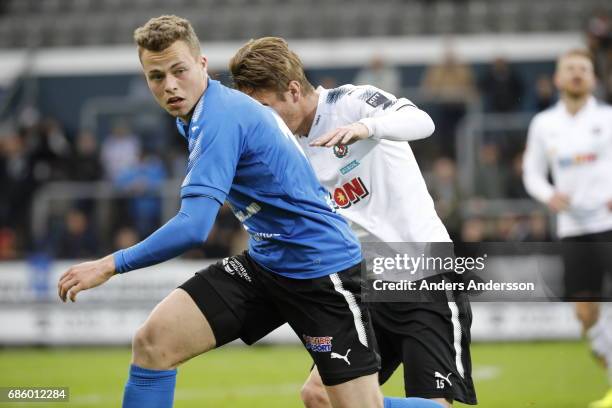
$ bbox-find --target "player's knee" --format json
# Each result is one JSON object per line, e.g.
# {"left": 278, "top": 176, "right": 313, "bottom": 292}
{"left": 132, "top": 323, "right": 173, "bottom": 369}
{"left": 300, "top": 379, "right": 329, "bottom": 408}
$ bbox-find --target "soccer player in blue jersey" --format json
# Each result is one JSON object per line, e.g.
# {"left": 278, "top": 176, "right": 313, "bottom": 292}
{"left": 56, "top": 15, "right": 441, "bottom": 408}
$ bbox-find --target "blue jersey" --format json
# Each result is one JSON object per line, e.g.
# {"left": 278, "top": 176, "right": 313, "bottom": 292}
{"left": 176, "top": 80, "right": 361, "bottom": 278}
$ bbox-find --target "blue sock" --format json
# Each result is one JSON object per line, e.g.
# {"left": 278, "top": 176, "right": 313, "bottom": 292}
{"left": 384, "top": 397, "right": 445, "bottom": 408}
{"left": 122, "top": 364, "right": 177, "bottom": 408}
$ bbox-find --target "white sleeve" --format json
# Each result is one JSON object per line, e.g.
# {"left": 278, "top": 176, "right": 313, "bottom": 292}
{"left": 345, "top": 85, "right": 435, "bottom": 142}
{"left": 522, "top": 116, "right": 555, "bottom": 203}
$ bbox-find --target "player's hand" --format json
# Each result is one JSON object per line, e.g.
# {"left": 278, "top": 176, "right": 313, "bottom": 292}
{"left": 57, "top": 254, "right": 116, "bottom": 303}
{"left": 310, "top": 122, "right": 369, "bottom": 147}
{"left": 607, "top": 200, "right": 612, "bottom": 211}
{"left": 547, "top": 192, "right": 570, "bottom": 213}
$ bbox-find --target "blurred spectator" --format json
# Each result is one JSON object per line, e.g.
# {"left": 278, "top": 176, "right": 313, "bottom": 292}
{"left": 115, "top": 151, "right": 167, "bottom": 238}
{"left": 474, "top": 143, "right": 508, "bottom": 199}
{"left": 420, "top": 45, "right": 477, "bottom": 157}
{"left": 524, "top": 212, "right": 551, "bottom": 241}
{"left": 461, "top": 217, "right": 488, "bottom": 243}
{"left": 354, "top": 55, "right": 401, "bottom": 94}
{"left": 28, "top": 117, "right": 71, "bottom": 183}
{"left": 479, "top": 57, "right": 524, "bottom": 112}
{"left": 428, "top": 157, "right": 463, "bottom": 241}
{"left": 70, "top": 129, "right": 103, "bottom": 182}
{"left": 421, "top": 46, "right": 477, "bottom": 103}
{"left": 0, "top": 227, "right": 17, "bottom": 259}
{"left": 319, "top": 76, "right": 339, "bottom": 89}
{"left": 587, "top": 10, "right": 612, "bottom": 102}
{"left": 495, "top": 212, "right": 520, "bottom": 241}
{"left": 113, "top": 226, "right": 139, "bottom": 251}
{"left": 101, "top": 121, "right": 141, "bottom": 181}
{"left": 534, "top": 75, "right": 556, "bottom": 111}
{"left": 0, "top": 131, "right": 34, "bottom": 241}
{"left": 506, "top": 152, "right": 529, "bottom": 199}
{"left": 54, "top": 208, "right": 97, "bottom": 258}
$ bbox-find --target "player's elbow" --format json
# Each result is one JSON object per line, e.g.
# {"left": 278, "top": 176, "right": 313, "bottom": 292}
{"left": 408, "top": 109, "right": 435, "bottom": 140}
{"left": 422, "top": 111, "right": 435, "bottom": 138}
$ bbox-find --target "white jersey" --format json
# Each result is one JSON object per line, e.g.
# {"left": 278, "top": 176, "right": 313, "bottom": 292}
{"left": 297, "top": 84, "right": 450, "bottom": 243}
{"left": 523, "top": 97, "right": 612, "bottom": 238}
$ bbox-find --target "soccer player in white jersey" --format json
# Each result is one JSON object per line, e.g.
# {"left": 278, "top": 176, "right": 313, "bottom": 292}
{"left": 230, "top": 37, "right": 477, "bottom": 408}
{"left": 523, "top": 49, "right": 612, "bottom": 408}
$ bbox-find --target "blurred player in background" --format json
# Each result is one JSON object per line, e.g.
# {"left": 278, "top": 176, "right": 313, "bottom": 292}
{"left": 523, "top": 49, "right": 612, "bottom": 408}
{"left": 230, "top": 37, "right": 477, "bottom": 408}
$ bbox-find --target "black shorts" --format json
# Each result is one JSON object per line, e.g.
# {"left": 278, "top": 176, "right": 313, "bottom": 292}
{"left": 561, "top": 229, "right": 612, "bottom": 300}
{"left": 178, "top": 251, "right": 380, "bottom": 386}
{"left": 369, "top": 294, "right": 477, "bottom": 405}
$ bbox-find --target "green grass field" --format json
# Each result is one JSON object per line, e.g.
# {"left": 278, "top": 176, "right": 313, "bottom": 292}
{"left": 0, "top": 341, "right": 607, "bottom": 408}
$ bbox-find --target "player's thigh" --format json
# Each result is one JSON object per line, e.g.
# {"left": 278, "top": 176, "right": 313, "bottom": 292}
{"left": 398, "top": 300, "right": 476, "bottom": 404}
{"left": 370, "top": 313, "right": 402, "bottom": 386}
{"left": 561, "top": 235, "right": 605, "bottom": 300}
{"left": 260, "top": 261, "right": 381, "bottom": 387}
{"left": 180, "top": 253, "right": 285, "bottom": 347}
{"left": 133, "top": 288, "right": 216, "bottom": 366}
{"left": 325, "top": 373, "right": 382, "bottom": 408}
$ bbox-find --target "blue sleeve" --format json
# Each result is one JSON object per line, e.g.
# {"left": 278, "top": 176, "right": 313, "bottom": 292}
{"left": 113, "top": 195, "right": 221, "bottom": 274}
{"left": 180, "top": 119, "right": 244, "bottom": 204}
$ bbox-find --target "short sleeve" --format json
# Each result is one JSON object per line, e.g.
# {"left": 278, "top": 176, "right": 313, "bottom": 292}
{"left": 180, "top": 119, "right": 244, "bottom": 204}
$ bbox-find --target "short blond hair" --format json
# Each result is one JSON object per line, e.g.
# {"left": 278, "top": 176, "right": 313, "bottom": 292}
{"left": 229, "top": 37, "right": 314, "bottom": 97}
{"left": 556, "top": 48, "right": 594, "bottom": 71}
{"left": 134, "top": 15, "right": 200, "bottom": 59}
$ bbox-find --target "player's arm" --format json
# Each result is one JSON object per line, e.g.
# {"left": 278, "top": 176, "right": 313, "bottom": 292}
{"left": 58, "top": 118, "right": 243, "bottom": 302}
{"left": 311, "top": 86, "right": 435, "bottom": 147}
{"left": 57, "top": 195, "right": 221, "bottom": 302}
{"left": 522, "top": 118, "right": 569, "bottom": 212}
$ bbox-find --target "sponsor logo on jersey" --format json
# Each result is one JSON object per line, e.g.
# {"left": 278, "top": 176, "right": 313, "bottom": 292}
{"left": 558, "top": 152, "right": 598, "bottom": 168}
{"left": 303, "top": 335, "right": 333, "bottom": 352}
{"left": 332, "top": 177, "right": 370, "bottom": 208}
{"left": 333, "top": 144, "right": 349, "bottom": 158}
{"left": 340, "top": 159, "right": 360, "bottom": 175}
{"left": 365, "top": 91, "right": 390, "bottom": 108}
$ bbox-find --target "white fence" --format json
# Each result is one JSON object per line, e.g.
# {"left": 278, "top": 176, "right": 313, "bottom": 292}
{"left": 0, "top": 259, "right": 591, "bottom": 345}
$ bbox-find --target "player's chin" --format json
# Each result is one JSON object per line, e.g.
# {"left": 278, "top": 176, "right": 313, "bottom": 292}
{"left": 166, "top": 106, "right": 187, "bottom": 118}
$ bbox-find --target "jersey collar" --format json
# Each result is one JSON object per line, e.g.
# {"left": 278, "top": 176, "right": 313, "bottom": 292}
{"left": 176, "top": 78, "right": 217, "bottom": 139}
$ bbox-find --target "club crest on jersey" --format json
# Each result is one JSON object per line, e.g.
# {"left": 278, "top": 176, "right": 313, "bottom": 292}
{"left": 331, "top": 177, "right": 369, "bottom": 209}
{"left": 333, "top": 144, "right": 349, "bottom": 158}
{"left": 303, "top": 335, "right": 333, "bottom": 352}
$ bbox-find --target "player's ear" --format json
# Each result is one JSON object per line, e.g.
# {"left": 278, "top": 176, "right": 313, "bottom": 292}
{"left": 287, "top": 80, "right": 301, "bottom": 102}
{"left": 200, "top": 55, "right": 208, "bottom": 70}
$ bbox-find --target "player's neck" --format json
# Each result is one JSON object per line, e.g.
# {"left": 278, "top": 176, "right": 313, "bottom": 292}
{"left": 296, "top": 91, "right": 320, "bottom": 137}
{"left": 561, "top": 93, "right": 591, "bottom": 116}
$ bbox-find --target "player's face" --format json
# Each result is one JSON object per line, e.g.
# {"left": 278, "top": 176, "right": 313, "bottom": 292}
{"left": 554, "top": 55, "right": 595, "bottom": 99}
{"left": 140, "top": 40, "right": 208, "bottom": 122}
{"left": 250, "top": 89, "right": 303, "bottom": 134}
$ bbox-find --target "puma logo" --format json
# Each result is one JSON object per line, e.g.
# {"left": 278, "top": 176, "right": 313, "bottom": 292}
{"left": 434, "top": 371, "right": 453, "bottom": 387}
{"left": 331, "top": 349, "right": 351, "bottom": 365}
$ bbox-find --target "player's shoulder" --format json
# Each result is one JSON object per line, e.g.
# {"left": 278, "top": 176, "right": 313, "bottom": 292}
{"left": 325, "top": 83, "right": 396, "bottom": 109}
{"left": 594, "top": 100, "right": 612, "bottom": 114}
{"left": 530, "top": 103, "right": 561, "bottom": 128}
